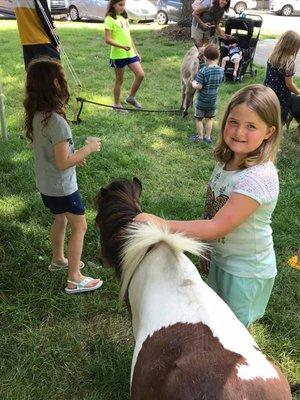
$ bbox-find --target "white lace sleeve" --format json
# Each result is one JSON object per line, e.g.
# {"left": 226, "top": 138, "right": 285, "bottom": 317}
{"left": 233, "top": 162, "right": 279, "bottom": 204}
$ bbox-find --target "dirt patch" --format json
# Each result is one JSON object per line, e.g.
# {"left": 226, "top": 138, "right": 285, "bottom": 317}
{"left": 155, "top": 26, "right": 192, "bottom": 42}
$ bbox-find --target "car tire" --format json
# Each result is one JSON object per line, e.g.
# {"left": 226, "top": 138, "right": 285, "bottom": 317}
{"left": 281, "top": 4, "right": 293, "bottom": 15}
{"left": 233, "top": 1, "right": 247, "bottom": 13}
{"left": 69, "top": 5, "right": 80, "bottom": 21}
{"left": 156, "top": 10, "right": 168, "bottom": 25}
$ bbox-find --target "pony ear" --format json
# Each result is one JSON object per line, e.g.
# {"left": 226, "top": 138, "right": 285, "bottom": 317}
{"left": 132, "top": 177, "right": 142, "bottom": 198}
{"left": 101, "top": 187, "right": 108, "bottom": 196}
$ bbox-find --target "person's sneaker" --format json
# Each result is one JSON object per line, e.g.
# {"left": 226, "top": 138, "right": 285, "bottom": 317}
{"left": 125, "top": 96, "right": 142, "bottom": 109}
{"left": 113, "top": 105, "right": 129, "bottom": 114}
{"left": 203, "top": 137, "right": 212, "bottom": 144}
{"left": 190, "top": 134, "right": 204, "bottom": 142}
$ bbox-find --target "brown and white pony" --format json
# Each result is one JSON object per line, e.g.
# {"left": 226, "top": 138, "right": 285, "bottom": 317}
{"left": 95, "top": 178, "right": 291, "bottom": 400}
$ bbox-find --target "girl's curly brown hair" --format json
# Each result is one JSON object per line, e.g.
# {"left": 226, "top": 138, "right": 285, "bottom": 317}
{"left": 24, "top": 57, "right": 70, "bottom": 142}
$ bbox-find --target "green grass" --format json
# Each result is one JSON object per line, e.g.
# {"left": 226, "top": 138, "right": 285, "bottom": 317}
{"left": 0, "top": 20, "right": 299, "bottom": 399}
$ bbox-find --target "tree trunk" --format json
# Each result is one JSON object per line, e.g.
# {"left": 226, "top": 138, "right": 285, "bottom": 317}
{"left": 178, "top": 0, "right": 193, "bottom": 27}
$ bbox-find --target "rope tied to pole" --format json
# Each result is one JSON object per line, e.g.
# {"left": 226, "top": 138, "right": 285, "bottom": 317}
{"left": 74, "top": 97, "right": 181, "bottom": 124}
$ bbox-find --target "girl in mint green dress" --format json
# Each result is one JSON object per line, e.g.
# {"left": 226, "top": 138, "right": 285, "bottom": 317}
{"left": 104, "top": 0, "right": 144, "bottom": 112}
{"left": 134, "top": 84, "right": 282, "bottom": 329}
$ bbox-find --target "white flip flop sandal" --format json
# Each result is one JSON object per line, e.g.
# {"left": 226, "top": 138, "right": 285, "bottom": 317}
{"left": 65, "top": 277, "right": 103, "bottom": 294}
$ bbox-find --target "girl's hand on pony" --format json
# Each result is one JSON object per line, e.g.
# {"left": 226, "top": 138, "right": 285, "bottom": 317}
{"left": 134, "top": 213, "right": 165, "bottom": 228}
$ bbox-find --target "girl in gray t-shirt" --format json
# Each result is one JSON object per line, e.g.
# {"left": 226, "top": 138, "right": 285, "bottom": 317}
{"left": 24, "top": 58, "right": 103, "bottom": 294}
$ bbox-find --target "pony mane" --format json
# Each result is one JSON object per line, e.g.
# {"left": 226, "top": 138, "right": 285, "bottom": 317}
{"left": 120, "top": 222, "right": 209, "bottom": 301}
{"left": 95, "top": 178, "right": 142, "bottom": 275}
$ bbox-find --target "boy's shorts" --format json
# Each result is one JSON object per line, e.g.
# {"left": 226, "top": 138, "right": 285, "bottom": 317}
{"left": 109, "top": 56, "right": 140, "bottom": 69}
{"left": 207, "top": 263, "right": 275, "bottom": 328}
{"left": 195, "top": 107, "right": 215, "bottom": 119}
{"left": 41, "top": 190, "right": 85, "bottom": 215}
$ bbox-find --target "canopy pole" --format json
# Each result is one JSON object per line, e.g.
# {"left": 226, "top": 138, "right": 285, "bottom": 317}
{"left": 0, "top": 80, "right": 8, "bottom": 141}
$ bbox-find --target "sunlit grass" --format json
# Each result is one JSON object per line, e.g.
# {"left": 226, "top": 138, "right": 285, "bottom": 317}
{"left": 0, "top": 20, "right": 299, "bottom": 400}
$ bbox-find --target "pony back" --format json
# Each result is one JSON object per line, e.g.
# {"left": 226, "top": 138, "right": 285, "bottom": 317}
{"left": 120, "top": 222, "right": 208, "bottom": 301}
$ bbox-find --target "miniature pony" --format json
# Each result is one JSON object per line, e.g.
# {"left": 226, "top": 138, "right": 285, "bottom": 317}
{"left": 95, "top": 177, "right": 291, "bottom": 400}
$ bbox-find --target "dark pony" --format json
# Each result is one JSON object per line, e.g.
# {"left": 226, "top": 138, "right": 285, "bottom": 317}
{"left": 105, "top": 0, "right": 128, "bottom": 19}
{"left": 95, "top": 177, "right": 141, "bottom": 276}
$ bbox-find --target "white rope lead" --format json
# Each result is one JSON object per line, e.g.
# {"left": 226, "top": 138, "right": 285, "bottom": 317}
{"left": 36, "top": 0, "right": 82, "bottom": 88}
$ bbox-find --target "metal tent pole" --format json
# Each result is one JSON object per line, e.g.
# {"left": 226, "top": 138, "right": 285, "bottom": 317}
{"left": 0, "top": 80, "right": 8, "bottom": 141}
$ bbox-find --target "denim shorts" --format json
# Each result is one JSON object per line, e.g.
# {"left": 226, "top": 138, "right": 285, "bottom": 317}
{"left": 207, "top": 263, "right": 275, "bottom": 328}
{"left": 41, "top": 190, "right": 85, "bottom": 215}
{"left": 195, "top": 107, "right": 216, "bottom": 119}
{"left": 109, "top": 55, "right": 140, "bottom": 69}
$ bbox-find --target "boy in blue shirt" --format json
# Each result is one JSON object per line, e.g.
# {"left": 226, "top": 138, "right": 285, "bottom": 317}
{"left": 191, "top": 44, "right": 224, "bottom": 144}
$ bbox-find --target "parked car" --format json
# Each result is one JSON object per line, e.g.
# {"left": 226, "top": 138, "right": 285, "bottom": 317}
{"left": 50, "top": 0, "right": 68, "bottom": 15}
{"left": 269, "top": 0, "right": 300, "bottom": 15}
{"left": 155, "top": 0, "right": 257, "bottom": 25}
{"left": 68, "top": 0, "right": 156, "bottom": 22}
{"left": 0, "top": 0, "right": 68, "bottom": 17}
{"left": 230, "top": 0, "right": 257, "bottom": 12}
{"left": 156, "top": 0, "right": 182, "bottom": 24}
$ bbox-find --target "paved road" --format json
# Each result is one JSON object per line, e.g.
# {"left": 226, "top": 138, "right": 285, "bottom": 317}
{"left": 249, "top": 10, "right": 300, "bottom": 35}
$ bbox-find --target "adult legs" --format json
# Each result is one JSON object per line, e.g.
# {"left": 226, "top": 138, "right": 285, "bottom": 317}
{"left": 127, "top": 61, "right": 144, "bottom": 98}
{"left": 51, "top": 213, "right": 68, "bottom": 265}
{"left": 191, "top": 26, "right": 209, "bottom": 51}
{"left": 113, "top": 67, "right": 125, "bottom": 107}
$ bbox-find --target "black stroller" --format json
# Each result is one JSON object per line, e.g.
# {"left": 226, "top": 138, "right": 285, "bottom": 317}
{"left": 220, "top": 14, "right": 263, "bottom": 83}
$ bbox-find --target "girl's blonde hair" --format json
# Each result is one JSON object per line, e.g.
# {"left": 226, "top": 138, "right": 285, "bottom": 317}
{"left": 214, "top": 84, "right": 282, "bottom": 168}
{"left": 269, "top": 30, "right": 300, "bottom": 70}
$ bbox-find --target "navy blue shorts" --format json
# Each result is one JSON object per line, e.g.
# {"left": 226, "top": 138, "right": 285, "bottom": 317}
{"left": 109, "top": 56, "right": 140, "bottom": 69}
{"left": 41, "top": 190, "right": 85, "bottom": 215}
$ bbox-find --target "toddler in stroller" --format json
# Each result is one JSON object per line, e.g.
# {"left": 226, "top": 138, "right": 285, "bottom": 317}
{"left": 221, "top": 39, "right": 242, "bottom": 81}
{"left": 219, "top": 14, "right": 263, "bottom": 83}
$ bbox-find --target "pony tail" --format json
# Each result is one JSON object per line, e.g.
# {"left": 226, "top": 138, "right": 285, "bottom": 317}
{"left": 119, "top": 223, "right": 209, "bottom": 301}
